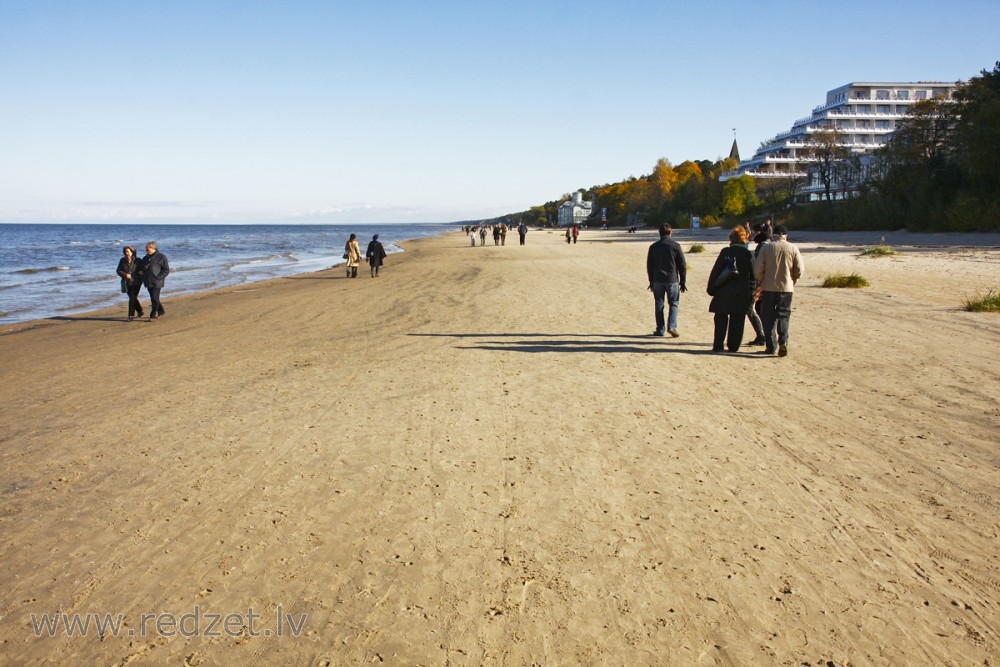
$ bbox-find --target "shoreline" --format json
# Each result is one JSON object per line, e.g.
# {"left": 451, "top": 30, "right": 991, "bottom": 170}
{"left": 5, "top": 226, "right": 999, "bottom": 333}
{"left": 0, "top": 223, "right": 462, "bottom": 327}
{"left": 1, "top": 228, "right": 998, "bottom": 663}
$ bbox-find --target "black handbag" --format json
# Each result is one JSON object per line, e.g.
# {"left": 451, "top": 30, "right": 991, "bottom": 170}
{"left": 713, "top": 250, "right": 739, "bottom": 288}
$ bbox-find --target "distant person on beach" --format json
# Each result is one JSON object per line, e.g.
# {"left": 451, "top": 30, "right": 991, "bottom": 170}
{"left": 469, "top": 229, "right": 477, "bottom": 246}
{"left": 479, "top": 226, "right": 487, "bottom": 246}
{"left": 753, "top": 224, "right": 804, "bottom": 357}
{"left": 706, "top": 227, "right": 756, "bottom": 352}
{"left": 345, "top": 234, "right": 362, "bottom": 278}
{"left": 565, "top": 228, "right": 572, "bottom": 244}
{"left": 493, "top": 225, "right": 501, "bottom": 246}
{"left": 646, "top": 223, "right": 687, "bottom": 337}
{"left": 518, "top": 222, "right": 527, "bottom": 245}
{"left": 116, "top": 245, "right": 144, "bottom": 321}
{"left": 572, "top": 225, "right": 579, "bottom": 244}
{"left": 140, "top": 241, "right": 169, "bottom": 320}
{"left": 500, "top": 223, "right": 508, "bottom": 246}
{"left": 366, "top": 234, "right": 387, "bottom": 278}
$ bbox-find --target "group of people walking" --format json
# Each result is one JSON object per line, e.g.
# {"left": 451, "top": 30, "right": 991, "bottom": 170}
{"left": 646, "top": 221, "right": 803, "bottom": 356}
{"left": 116, "top": 242, "right": 170, "bottom": 321}
{"left": 344, "top": 233, "right": 387, "bottom": 278}
{"left": 466, "top": 223, "right": 528, "bottom": 247}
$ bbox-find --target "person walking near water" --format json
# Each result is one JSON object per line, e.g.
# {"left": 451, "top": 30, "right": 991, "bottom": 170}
{"left": 518, "top": 222, "right": 527, "bottom": 245}
{"left": 479, "top": 226, "right": 487, "bottom": 247}
{"left": 116, "top": 245, "right": 144, "bottom": 321}
{"left": 140, "top": 241, "right": 169, "bottom": 320}
{"left": 345, "top": 233, "right": 362, "bottom": 278}
{"left": 645, "top": 223, "right": 687, "bottom": 337}
{"left": 469, "top": 228, "right": 477, "bottom": 246}
{"left": 753, "top": 224, "right": 804, "bottom": 357}
{"left": 366, "top": 234, "right": 387, "bottom": 278}
{"left": 493, "top": 225, "right": 501, "bottom": 246}
{"left": 706, "top": 228, "right": 756, "bottom": 352}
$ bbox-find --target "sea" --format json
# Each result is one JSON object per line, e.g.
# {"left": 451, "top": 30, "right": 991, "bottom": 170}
{"left": 0, "top": 223, "right": 461, "bottom": 324}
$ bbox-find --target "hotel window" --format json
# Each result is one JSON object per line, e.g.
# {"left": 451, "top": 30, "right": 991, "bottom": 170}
{"left": 897, "top": 90, "right": 909, "bottom": 100}
{"left": 876, "top": 120, "right": 891, "bottom": 129}
{"left": 876, "top": 89, "right": 890, "bottom": 100}
{"left": 915, "top": 90, "right": 927, "bottom": 100}
{"left": 858, "top": 105, "right": 871, "bottom": 114}
{"left": 857, "top": 119, "right": 870, "bottom": 129}
{"left": 877, "top": 104, "right": 891, "bottom": 114}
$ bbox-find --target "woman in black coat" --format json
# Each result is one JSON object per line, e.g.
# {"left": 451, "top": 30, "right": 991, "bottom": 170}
{"left": 706, "top": 227, "right": 756, "bottom": 352}
{"left": 366, "top": 234, "right": 387, "bottom": 277}
{"left": 116, "top": 245, "right": 144, "bottom": 321}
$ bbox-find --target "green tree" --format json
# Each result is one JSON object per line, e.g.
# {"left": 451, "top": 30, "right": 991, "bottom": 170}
{"left": 721, "top": 174, "right": 758, "bottom": 217}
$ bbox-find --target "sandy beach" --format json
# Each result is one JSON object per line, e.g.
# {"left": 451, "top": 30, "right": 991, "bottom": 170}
{"left": 1, "top": 227, "right": 998, "bottom": 665}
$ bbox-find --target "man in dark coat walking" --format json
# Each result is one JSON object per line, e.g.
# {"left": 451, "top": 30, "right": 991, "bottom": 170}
{"left": 645, "top": 224, "right": 687, "bottom": 337}
{"left": 140, "top": 241, "right": 170, "bottom": 320}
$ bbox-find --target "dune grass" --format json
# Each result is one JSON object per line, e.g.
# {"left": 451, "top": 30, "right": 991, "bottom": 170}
{"left": 822, "top": 272, "right": 870, "bottom": 288}
{"left": 860, "top": 245, "right": 895, "bottom": 257}
{"left": 962, "top": 288, "right": 1000, "bottom": 312}
{"left": 689, "top": 243, "right": 706, "bottom": 253}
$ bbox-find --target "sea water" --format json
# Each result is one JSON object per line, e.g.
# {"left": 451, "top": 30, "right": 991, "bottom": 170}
{"left": 0, "top": 223, "right": 460, "bottom": 324}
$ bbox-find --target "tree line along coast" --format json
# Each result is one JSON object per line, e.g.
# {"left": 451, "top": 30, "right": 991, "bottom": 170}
{"left": 492, "top": 62, "right": 1000, "bottom": 235}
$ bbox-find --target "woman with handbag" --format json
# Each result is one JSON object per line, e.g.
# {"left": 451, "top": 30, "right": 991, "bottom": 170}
{"left": 706, "top": 227, "right": 756, "bottom": 352}
{"left": 344, "top": 234, "right": 362, "bottom": 278}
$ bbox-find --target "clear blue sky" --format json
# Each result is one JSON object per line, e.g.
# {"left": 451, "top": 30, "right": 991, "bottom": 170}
{"left": 1, "top": 0, "right": 997, "bottom": 224}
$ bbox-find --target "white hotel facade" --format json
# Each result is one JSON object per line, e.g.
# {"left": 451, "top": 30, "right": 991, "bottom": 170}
{"left": 720, "top": 82, "right": 957, "bottom": 199}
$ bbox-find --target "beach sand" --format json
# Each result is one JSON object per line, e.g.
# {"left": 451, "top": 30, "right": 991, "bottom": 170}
{"left": 1, "top": 228, "right": 998, "bottom": 665}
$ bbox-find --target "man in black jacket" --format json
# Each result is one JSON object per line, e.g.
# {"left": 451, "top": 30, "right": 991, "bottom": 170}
{"left": 646, "top": 224, "right": 687, "bottom": 337}
{"left": 141, "top": 241, "right": 170, "bottom": 320}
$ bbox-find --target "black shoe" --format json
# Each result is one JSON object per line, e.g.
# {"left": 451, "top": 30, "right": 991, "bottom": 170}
{"left": 652, "top": 330, "right": 665, "bottom": 337}
{"left": 747, "top": 337, "right": 765, "bottom": 346}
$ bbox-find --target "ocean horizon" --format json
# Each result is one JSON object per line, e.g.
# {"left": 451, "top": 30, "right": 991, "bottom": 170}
{"left": 0, "top": 222, "right": 462, "bottom": 324}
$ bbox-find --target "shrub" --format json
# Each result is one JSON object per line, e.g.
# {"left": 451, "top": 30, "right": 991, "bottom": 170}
{"left": 962, "top": 288, "right": 1000, "bottom": 312}
{"left": 822, "top": 273, "right": 870, "bottom": 288}
{"left": 859, "top": 245, "right": 895, "bottom": 257}
{"left": 689, "top": 243, "right": 706, "bottom": 253}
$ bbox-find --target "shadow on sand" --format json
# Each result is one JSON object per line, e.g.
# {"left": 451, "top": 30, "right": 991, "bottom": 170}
{"left": 408, "top": 333, "right": 767, "bottom": 356}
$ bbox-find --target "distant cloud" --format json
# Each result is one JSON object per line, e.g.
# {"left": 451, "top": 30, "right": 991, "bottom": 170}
{"left": 76, "top": 201, "right": 210, "bottom": 208}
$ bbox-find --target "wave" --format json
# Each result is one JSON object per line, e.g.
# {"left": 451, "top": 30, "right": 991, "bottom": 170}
{"left": 14, "top": 266, "right": 71, "bottom": 274}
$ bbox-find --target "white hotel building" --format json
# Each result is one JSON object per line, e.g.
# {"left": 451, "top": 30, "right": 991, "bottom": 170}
{"left": 720, "top": 82, "right": 957, "bottom": 198}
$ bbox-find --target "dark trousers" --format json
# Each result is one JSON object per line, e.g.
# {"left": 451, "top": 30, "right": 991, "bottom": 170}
{"left": 126, "top": 284, "right": 143, "bottom": 318}
{"left": 713, "top": 313, "right": 746, "bottom": 351}
{"left": 760, "top": 291, "right": 793, "bottom": 351}
{"left": 147, "top": 285, "right": 165, "bottom": 316}
{"left": 519, "top": 234, "right": 526, "bottom": 245}
{"left": 746, "top": 304, "right": 764, "bottom": 338}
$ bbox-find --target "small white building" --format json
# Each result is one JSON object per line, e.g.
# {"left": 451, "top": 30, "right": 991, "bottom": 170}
{"left": 557, "top": 191, "right": 592, "bottom": 227}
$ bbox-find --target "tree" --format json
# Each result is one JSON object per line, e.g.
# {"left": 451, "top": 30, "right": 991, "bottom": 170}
{"left": 721, "top": 174, "right": 758, "bottom": 217}
{"left": 807, "top": 128, "right": 849, "bottom": 201}
{"left": 650, "top": 158, "right": 679, "bottom": 203}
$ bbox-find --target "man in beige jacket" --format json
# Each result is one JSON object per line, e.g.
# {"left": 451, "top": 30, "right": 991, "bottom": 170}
{"left": 753, "top": 224, "right": 804, "bottom": 357}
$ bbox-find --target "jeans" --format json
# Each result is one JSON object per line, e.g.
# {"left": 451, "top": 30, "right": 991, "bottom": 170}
{"left": 652, "top": 281, "right": 680, "bottom": 333}
{"left": 760, "top": 291, "right": 793, "bottom": 350}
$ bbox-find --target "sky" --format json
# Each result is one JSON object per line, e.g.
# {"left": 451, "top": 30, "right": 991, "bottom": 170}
{"left": 1, "top": 1, "right": 998, "bottom": 224}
